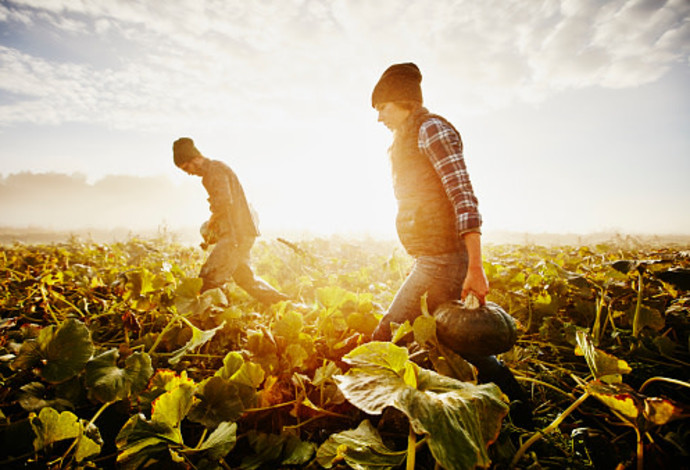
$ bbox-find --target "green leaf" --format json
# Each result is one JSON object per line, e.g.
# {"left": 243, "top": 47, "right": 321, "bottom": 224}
{"left": 273, "top": 310, "right": 303, "bottom": 341}
{"left": 193, "top": 421, "right": 237, "bottom": 460}
{"left": 281, "top": 434, "right": 316, "bottom": 466}
{"left": 342, "top": 341, "right": 409, "bottom": 374}
{"left": 85, "top": 350, "right": 153, "bottom": 403}
{"left": 18, "top": 382, "right": 73, "bottom": 412}
{"left": 239, "top": 431, "right": 315, "bottom": 470}
{"left": 168, "top": 320, "right": 226, "bottom": 365}
{"left": 316, "top": 419, "right": 405, "bottom": 469}
{"left": 13, "top": 319, "right": 94, "bottom": 383}
{"left": 215, "top": 351, "right": 244, "bottom": 380}
{"left": 41, "top": 319, "right": 94, "bottom": 383}
{"left": 116, "top": 413, "right": 180, "bottom": 468}
{"left": 30, "top": 407, "right": 81, "bottom": 451}
{"left": 151, "top": 381, "right": 196, "bottom": 432}
{"left": 188, "top": 377, "right": 245, "bottom": 429}
{"left": 174, "top": 277, "right": 203, "bottom": 314}
{"left": 75, "top": 432, "right": 102, "bottom": 462}
{"left": 335, "top": 343, "right": 509, "bottom": 470}
{"left": 398, "top": 374, "right": 508, "bottom": 469}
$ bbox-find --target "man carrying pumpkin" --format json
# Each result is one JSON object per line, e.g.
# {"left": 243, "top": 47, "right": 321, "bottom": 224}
{"left": 369, "top": 63, "right": 532, "bottom": 427}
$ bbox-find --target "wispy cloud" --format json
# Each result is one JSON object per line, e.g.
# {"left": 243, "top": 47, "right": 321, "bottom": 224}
{"left": 0, "top": 0, "right": 688, "bottom": 130}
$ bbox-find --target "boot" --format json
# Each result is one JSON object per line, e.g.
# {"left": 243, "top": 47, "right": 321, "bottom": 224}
{"left": 475, "top": 358, "right": 534, "bottom": 429}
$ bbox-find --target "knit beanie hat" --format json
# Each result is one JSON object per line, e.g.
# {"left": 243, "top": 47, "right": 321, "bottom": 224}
{"left": 371, "top": 62, "right": 423, "bottom": 108}
{"left": 173, "top": 137, "right": 202, "bottom": 167}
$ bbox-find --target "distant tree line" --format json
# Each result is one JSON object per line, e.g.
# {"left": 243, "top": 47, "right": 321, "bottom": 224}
{"left": 0, "top": 172, "right": 205, "bottom": 235}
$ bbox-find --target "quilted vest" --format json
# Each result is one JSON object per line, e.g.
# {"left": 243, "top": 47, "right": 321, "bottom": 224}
{"left": 390, "top": 108, "right": 462, "bottom": 256}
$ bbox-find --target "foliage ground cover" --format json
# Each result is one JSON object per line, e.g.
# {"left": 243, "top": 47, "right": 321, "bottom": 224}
{"left": 1, "top": 235, "right": 689, "bottom": 469}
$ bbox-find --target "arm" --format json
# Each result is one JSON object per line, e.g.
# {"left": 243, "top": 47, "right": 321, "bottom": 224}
{"left": 462, "top": 231, "right": 490, "bottom": 303}
{"left": 419, "top": 119, "right": 489, "bottom": 303}
{"left": 419, "top": 118, "right": 482, "bottom": 234}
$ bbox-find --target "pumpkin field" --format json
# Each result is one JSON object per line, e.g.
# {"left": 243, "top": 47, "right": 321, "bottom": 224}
{"left": 1, "top": 234, "right": 689, "bottom": 469}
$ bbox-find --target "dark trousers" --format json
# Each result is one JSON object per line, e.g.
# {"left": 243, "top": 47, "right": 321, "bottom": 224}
{"left": 200, "top": 236, "right": 287, "bottom": 304}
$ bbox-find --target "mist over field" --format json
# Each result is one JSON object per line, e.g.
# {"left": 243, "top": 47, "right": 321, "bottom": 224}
{"left": 2, "top": 171, "right": 689, "bottom": 247}
{"left": 0, "top": 171, "right": 207, "bottom": 241}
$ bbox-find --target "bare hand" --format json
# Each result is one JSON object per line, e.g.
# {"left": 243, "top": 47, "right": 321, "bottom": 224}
{"left": 461, "top": 264, "right": 489, "bottom": 304}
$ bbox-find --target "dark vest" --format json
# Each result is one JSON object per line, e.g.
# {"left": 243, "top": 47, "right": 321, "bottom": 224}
{"left": 390, "top": 108, "right": 463, "bottom": 256}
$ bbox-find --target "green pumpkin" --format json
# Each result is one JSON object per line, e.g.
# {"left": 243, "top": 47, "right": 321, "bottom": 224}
{"left": 433, "top": 300, "right": 517, "bottom": 357}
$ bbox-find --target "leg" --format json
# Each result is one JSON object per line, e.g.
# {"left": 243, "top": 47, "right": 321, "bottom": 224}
{"left": 467, "top": 354, "right": 534, "bottom": 428}
{"left": 372, "top": 250, "right": 468, "bottom": 341}
{"left": 199, "top": 237, "right": 241, "bottom": 293}
{"left": 233, "top": 262, "right": 288, "bottom": 305}
{"left": 231, "top": 238, "right": 288, "bottom": 305}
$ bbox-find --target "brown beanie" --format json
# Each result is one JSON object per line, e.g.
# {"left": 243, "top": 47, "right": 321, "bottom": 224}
{"left": 173, "top": 137, "right": 202, "bottom": 167}
{"left": 371, "top": 62, "right": 423, "bottom": 108}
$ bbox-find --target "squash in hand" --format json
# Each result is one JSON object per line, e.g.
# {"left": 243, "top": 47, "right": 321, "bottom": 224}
{"left": 433, "top": 297, "right": 517, "bottom": 357}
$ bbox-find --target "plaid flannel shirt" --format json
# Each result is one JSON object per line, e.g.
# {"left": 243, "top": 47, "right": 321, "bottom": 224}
{"left": 418, "top": 117, "right": 482, "bottom": 235}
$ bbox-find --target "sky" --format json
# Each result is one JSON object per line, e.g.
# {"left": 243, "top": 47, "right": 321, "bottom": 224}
{"left": 0, "top": 0, "right": 689, "bottom": 240}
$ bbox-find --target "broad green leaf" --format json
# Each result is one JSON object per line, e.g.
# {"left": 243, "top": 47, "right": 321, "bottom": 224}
{"left": 151, "top": 382, "right": 196, "bottom": 432}
{"left": 30, "top": 407, "right": 81, "bottom": 451}
{"left": 116, "top": 413, "right": 180, "bottom": 468}
{"left": 398, "top": 378, "right": 508, "bottom": 469}
{"left": 191, "top": 421, "right": 237, "bottom": 460}
{"left": 575, "top": 330, "right": 631, "bottom": 383}
{"left": 168, "top": 320, "right": 226, "bottom": 365}
{"left": 286, "top": 343, "right": 309, "bottom": 370}
{"left": 273, "top": 310, "right": 303, "bottom": 341}
{"left": 334, "top": 366, "right": 403, "bottom": 415}
{"left": 13, "top": 319, "right": 94, "bottom": 383}
{"left": 75, "top": 432, "right": 102, "bottom": 462}
{"left": 342, "top": 341, "right": 409, "bottom": 374}
{"left": 281, "top": 433, "right": 317, "bottom": 466}
{"left": 18, "top": 382, "right": 73, "bottom": 412}
{"left": 85, "top": 350, "right": 153, "bottom": 403}
{"left": 316, "top": 419, "right": 405, "bottom": 470}
{"left": 40, "top": 319, "right": 94, "bottom": 383}
{"left": 174, "top": 277, "right": 203, "bottom": 313}
{"left": 230, "top": 361, "right": 265, "bottom": 389}
{"left": 240, "top": 431, "right": 286, "bottom": 470}
{"left": 188, "top": 377, "right": 245, "bottom": 428}
{"left": 335, "top": 343, "right": 509, "bottom": 470}
{"left": 239, "top": 430, "right": 315, "bottom": 470}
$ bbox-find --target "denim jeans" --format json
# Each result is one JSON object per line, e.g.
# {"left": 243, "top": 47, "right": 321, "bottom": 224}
{"left": 372, "top": 249, "right": 505, "bottom": 381}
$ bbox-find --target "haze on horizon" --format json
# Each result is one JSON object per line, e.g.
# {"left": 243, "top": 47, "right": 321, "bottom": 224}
{"left": 1, "top": 0, "right": 689, "bottom": 239}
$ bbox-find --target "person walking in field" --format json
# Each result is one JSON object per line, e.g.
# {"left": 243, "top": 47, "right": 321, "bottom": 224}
{"left": 369, "top": 63, "right": 532, "bottom": 426}
{"left": 173, "top": 137, "right": 288, "bottom": 304}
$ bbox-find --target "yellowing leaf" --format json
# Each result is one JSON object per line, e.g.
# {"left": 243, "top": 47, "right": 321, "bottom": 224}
{"left": 575, "top": 330, "right": 631, "bottom": 383}
{"left": 644, "top": 397, "right": 690, "bottom": 426}
{"left": 587, "top": 381, "right": 641, "bottom": 421}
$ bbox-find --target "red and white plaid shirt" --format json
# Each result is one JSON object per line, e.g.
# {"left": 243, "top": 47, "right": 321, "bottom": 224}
{"left": 418, "top": 117, "right": 482, "bottom": 235}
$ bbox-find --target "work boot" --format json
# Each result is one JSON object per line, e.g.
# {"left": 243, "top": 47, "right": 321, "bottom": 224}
{"left": 474, "top": 358, "right": 534, "bottom": 429}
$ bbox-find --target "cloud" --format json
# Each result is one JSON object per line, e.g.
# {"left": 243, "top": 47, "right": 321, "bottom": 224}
{"left": 0, "top": 0, "right": 688, "bottom": 130}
